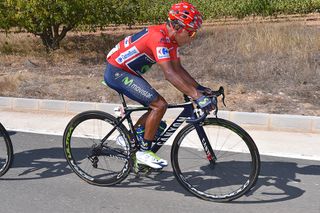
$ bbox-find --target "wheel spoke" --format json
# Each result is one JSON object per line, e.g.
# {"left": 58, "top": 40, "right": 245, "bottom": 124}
{"left": 63, "top": 111, "right": 131, "bottom": 186}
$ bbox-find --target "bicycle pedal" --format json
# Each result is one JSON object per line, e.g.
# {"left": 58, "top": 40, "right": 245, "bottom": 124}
{"left": 138, "top": 164, "right": 150, "bottom": 172}
{"left": 132, "top": 166, "right": 149, "bottom": 176}
{"left": 142, "top": 164, "right": 164, "bottom": 173}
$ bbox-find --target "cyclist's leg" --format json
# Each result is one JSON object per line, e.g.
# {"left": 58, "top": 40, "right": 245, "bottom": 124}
{"left": 134, "top": 110, "right": 151, "bottom": 128}
{"left": 144, "top": 96, "right": 167, "bottom": 141}
{"left": 139, "top": 96, "right": 168, "bottom": 167}
{"left": 104, "top": 64, "right": 168, "bottom": 168}
{"left": 132, "top": 96, "right": 167, "bottom": 140}
{"left": 104, "top": 63, "right": 167, "bottom": 141}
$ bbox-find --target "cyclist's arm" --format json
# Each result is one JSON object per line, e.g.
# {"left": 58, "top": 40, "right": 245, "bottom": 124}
{"left": 171, "top": 59, "right": 200, "bottom": 88}
{"left": 158, "top": 60, "right": 201, "bottom": 99}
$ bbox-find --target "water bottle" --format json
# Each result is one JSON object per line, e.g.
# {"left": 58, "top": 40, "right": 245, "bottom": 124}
{"left": 135, "top": 121, "right": 166, "bottom": 150}
{"left": 136, "top": 125, "right": 144, "bottom": 144}
{"left": 155, "top": 120, "right": 167, "bottom": 140}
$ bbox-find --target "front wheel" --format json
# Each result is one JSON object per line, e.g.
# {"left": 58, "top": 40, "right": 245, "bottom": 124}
{"left": 62, "top": 110, "right": 132, "bottom": 186}
{"left": 171, "top": 118, "right": 260, "bottom": 202}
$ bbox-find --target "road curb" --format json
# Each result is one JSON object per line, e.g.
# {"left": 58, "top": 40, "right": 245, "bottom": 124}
{"left": 1, "top": 96, "right": 319, "bottom": 133}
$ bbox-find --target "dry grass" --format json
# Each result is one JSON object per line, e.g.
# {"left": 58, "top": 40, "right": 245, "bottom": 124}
{"left": 0, "top": 22, "right": 320, "bottom": 115}
{"left": 0, "top": 72, "right": 27, "bottom": 93}
{"left": 182, "top": 23, "right": 320, "bottom": 84}
{"left": 0, "top": 33, "right": 43, "bottom": 56}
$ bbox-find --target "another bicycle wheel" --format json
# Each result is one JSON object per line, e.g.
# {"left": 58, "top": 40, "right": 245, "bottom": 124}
{"left": 63, "top": 110, "right": 132, "bottom": 186}
{"left": 0, "top": 123, "right": 14, "bottom": 177}
{"left": 171, "top": 118, "right": 260, "bottom": 202}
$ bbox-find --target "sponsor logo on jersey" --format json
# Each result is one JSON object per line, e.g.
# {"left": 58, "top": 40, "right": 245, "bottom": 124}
{"left": 116, "top": 46, "right": 139, "bottom": 64}
{"left": 122, "top": 77, "right": 133, "bottom": 86}
{"left": 124, "top": 36, "right": 131, "bottom": 48}
{"left": 160, "top": 37, "right": 171, "bottom": 44}
{"left": 156, "top": 47, "right": 170, "bottom": 59}
{"left": 140, "top": 65, "right": 151, "bottom": 74}
{"left": 126, "top": 53, "right": 156, "bottom": 75}
{"left": 106, "top": 43, "right": 120, "bottom": 59}
{"left": 121, "top": 76, "right": 153, "bottom": 99}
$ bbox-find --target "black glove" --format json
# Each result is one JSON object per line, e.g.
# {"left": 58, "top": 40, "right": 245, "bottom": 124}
{"left": 197, "top": 84, "right": 212, "bottom": 95}
{"left": 195, "top": 95, "right": 215, "bottom": 113}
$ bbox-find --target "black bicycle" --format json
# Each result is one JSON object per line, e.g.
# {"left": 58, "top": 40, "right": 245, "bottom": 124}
{"left": 0, "top": 122, "right": 14, "bottom": 177}
{"left": 62, "top": 86, "right": 260, "bottom": 202}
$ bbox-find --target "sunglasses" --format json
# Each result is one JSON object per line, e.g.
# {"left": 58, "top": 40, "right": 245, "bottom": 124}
{"left": 175, "top": 25, "right": 197, "bottom": 38}
{"left": 184, "top": 28, "right": 197, "bottom": 38}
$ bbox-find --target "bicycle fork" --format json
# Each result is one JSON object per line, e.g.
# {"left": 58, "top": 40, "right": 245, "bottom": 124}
{"left": 194, "top": 124, "right": 217, "bottom": 167}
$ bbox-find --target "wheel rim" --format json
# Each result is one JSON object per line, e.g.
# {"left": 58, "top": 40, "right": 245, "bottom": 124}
{"left": 0, "top": 127, "right": 12, "bottom": 176}
{"left": 64, "top": 116, "right": 131, "bottom": 185}
{"left": 173, "top": 120, "right": 259, "bottom": 201}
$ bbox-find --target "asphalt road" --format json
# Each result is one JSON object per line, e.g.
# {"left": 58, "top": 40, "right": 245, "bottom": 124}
{"left": 1, "top": 131, "right": 320, "bottom": 213}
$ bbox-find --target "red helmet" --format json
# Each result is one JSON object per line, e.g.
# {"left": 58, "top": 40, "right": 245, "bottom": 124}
{"left": 168, "top": 2, "right": 203, "bottom": 31}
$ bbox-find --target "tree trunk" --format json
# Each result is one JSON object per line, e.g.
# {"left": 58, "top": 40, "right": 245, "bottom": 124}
{"left": 39, "top": 24, "right": 72, "bottom": 52}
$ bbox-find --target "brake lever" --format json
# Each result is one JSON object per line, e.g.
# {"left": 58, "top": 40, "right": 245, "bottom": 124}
{"left": 220, "top": 89, "right": 226, "bottom": 107}
{"left": 193, "top": 86, "right": 226, "bottom": 120}
{"left": 211, "top": 86, "right": 226, "bottom": 117}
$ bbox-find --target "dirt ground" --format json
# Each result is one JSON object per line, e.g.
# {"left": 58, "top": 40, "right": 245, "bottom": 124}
{"left": 1, "top": 20, "right": 320, "bottom": 117}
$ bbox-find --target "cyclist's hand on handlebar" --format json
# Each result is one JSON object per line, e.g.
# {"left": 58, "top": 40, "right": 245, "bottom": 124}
{"left": 197, "top": 84, "right": 213, "bottom": 96}
{"left": 196, "top": 84, "right": 212, "bottom": 96}
{"left": 194, "top": 95, "right": 216, "bottom": 113}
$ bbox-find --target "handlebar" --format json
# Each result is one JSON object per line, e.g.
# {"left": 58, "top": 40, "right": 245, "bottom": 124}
{"left": 186, "top": 86, "right": 226, "bottom": 124}
{"left": 186, "top": 112, "right": 207, "bottom": 124}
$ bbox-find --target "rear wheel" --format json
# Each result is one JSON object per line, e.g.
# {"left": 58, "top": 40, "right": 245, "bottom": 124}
{"left": 0, "top": 123, "right": 14, "bottom": 177}
{"left": 171, "top": 118, "right": 260, "bottom": 202}
{"left": 62, "top": 111, "right": 132, "bottom": 186}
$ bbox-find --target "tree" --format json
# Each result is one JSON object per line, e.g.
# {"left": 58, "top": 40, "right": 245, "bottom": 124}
{"left": 1, "top": 0, "right": 141, "bottom": 51}
{"left": 0, "top": 0, "right": 14, "bottom": 30}
{"left": 7, "top": 0, "right": 93, "bottom": 51}
{"left": 111, "top": 0, "right": 139, "bottom": 28}
{"left": 1, "top": 0, "right": 100, "bottom": 51}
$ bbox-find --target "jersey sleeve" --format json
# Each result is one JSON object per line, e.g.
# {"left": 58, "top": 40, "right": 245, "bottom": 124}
{"left": 147, "top": 32, "right": 179, "bottom": 63}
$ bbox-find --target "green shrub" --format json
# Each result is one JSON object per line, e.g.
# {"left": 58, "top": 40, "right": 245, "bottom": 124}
{"left": 1, "top": 0, "right": 320, "bottom": 51}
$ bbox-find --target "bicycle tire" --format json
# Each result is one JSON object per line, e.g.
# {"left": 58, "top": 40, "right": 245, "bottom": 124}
{"left": 171, "top": 118, "right": 260, "bottom": 202}
{"left": 62, "top": 110, "right": 132, "bottom": 186}
{"left": 0, "top": 123, "right": 14, "bottom": 177}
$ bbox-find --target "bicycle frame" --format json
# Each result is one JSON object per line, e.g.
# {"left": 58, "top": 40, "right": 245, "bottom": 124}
{"left": 63, "top": 86, "right": 260, "bottom": 201}
{"left": 101, "top": 93, "right": 217, "bottom": 164}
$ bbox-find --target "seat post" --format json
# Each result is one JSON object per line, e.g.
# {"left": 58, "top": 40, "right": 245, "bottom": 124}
{"left": 118, "top": 92, "right": 136, "bottom": 135}
{"left": 118, "top": 93, "right": 127, "bottom": 108}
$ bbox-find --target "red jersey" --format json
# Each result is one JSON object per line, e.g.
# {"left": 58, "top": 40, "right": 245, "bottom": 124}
{"left": 106, "top": 24, "right": 180, "bottom": 76}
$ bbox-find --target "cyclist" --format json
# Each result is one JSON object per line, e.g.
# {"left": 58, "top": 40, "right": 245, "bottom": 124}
{"left": 104, "top": 2, "right": 214, "bottom": 169}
